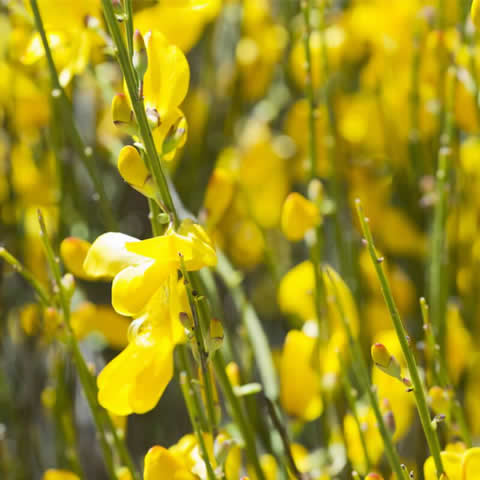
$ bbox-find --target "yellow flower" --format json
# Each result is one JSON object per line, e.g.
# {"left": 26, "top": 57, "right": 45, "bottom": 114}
{"left": 280, "top": 330, "right": 323, "bottom": 421}
{"left": 141, "top": 31, "right": 190, "bottom": 160}
{"left": 60, "top": 237, "right": 92, "bottom": 280}
{"left": 71, "top": 302, "right": 130, "bottom": 350}
{"left": 281, "top": 192, "right": 320, "bottom": 242}
{"left": 344, "top": 407, "right": 383, "bottom": 474}
{"left": 83, "top": 221, "right": 216, "bottom": 414}
{"left": 135, "top": 0, "right": 221, "bottom": 53}
{"left": 42, "top": 470, "right": 80, "bottom": 480}
{"left": 144, "top": 445, "right": 196, "bottom": 480}
{"left": 424, "top": 447, "right": 480, "bottom": 480}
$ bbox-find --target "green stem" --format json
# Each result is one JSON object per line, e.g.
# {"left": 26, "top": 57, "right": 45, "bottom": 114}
{"left": 179, "top": 259, "right": 218, "bottom": 436}
{"left": 0, "top": 248, "right": 50, "bottom": 306}
{"left": 180, "top": 373, "right": 217, "bottom": 480}
{"left": 213, "top": 353, "right": 266, "bottom": 480}
{"left": 37, "top": 212, "right": 118, "bottom": 480}
{"left": 29, "top": 0, "right": 117, "bottom": 231}
{"left": 101, "top": 0, "right": 177, "bottom": 225}
{"left": 38, "top": 211, "right": 140, "bottom": 480}
{"left": 355, "top": 200, "right": 444, "bottom": 478}
{"left": 125, "top": 0, "right": 134, "bottom": 59}
{"left": 420, "top": 298, "right": 472, "bottom": 446}
{"left": 429, "top": 68, "right": 456, "bottom": 366}
{"left": 337, "top": 353, "right": 371, "bottom": 472}
{"left": 325, "top": 269, "right": 406, "bottom": 479}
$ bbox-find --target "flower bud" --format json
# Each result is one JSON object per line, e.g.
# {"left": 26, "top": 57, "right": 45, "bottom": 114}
{"left": 60, "top": 237, "right": 92, "bottom": 280}
{"left": 112, "top": 0, "right": 125, "bottom": 21}
{"left": 112, "top": 93, "right": 135, "bottom": 134}
{"left": 133, "top": 29, "right": 148, "bottom": 82}
{"left": 117, "top": 145, "right": 155, "bottom": 198}
{"left": 281, "top": 192, "right": 320, "bottom": 242}
{"left": 371, "top": 343, "right": 402, "bottom": 380}
{"left": 226, "top": 362, "right": 240, "bottom": 387}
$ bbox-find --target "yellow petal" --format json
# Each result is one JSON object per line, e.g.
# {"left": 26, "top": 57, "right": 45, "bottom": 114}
{"left": 143, "top": 31, "right": 190, "bottom": 116}
{"left": 278, "top": 261, "right": 315, "bottom": 322}
{"left": 280, "top": 330, "right": 323, "bottom": 421}
{"left": 42, "top": 470, "right": 80, "bottom": 480}
{"left": 281, "top": 192, "right": 319, "bottom": 241}
{"left": 97, "top": 332, "right": 174, "bottom": 415}
{"left": 60, "top": 237, "right": 92, "bottom": 280}
{"left": 144, "top": 446, "right": 195, "bottom": 480}
{"left": 462, "top": 447, "right": 480, "bottom": 479}
{"left": 424, "top": 452, "right": 461, "bottom": 480}
{"left": 83, "top": 232, "right": 145, "bottom": 279}
{"left": 112, "top": 260, "right": 172, "bottom": 317}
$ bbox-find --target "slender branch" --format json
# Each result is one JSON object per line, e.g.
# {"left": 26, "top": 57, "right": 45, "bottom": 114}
{"left": 29, "top": 0, "right": 117, "bottom": 231}
{"left": 355, "top": 200, "right": 444, "bottom": 478}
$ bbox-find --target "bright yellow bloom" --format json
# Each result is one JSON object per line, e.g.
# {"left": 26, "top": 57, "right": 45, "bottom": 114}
{"left": 135, "top": 0, "right": 221, "bottom": 53}
{"left": 141, "top": 31, "right": 189, "bottom": 160}
{"left": 281, "top": 192, "right": 320, "bottom": 242}
{"left": 344, "top": 406, "right": 383, "bottom": 474}
{"left": 144, "top": 445, "right": 196, "bottom": 480}
{"left": 83, "top": 221, "right": 215, "bottom": 414}
{"left": 60, "top": 237, "right": 92, "bottom": 281}
{"left": 280, "top": 330, "right": 323, "bottom": 421}
{"left": 42, "top": 470, "right": 80, "bottom": 480}
{"left": 424, "top": 447, "right": 480, "bottom": 480}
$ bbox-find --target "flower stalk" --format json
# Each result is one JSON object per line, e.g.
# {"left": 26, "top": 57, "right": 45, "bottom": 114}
{"left": 356, "top": 199, "right": 444, "bottom": 478}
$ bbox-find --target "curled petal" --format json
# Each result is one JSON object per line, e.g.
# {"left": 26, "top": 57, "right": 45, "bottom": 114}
{"left": 83, "top": 232, "right": 144, "bottom": 279}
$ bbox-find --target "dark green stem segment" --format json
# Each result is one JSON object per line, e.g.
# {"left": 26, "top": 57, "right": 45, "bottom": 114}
{"left": 420, "top": 298, "right": 472, "bottom": 446}
{"left": 180, "top": 373, "right": 217, "bottom": 480}
{"left": 325, "top": 268, "right": 406, "bottom": 480}
{"left": 101, "top": 0, "right": 178, "bottom": 225}
{"left": 0, "top": 248, "right": 51, "bottom": 306}
{"left": 38, "top": 211, "right": 140, "bottom": 480}
{"left": 356, "top": 200, "right": 445, "bottom": 478}
{"left": 29, "top": 0, "right": 117, "bottom": 231}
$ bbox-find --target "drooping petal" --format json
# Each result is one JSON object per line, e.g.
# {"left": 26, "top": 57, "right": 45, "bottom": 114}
{"left": 42, "top": 470, "right": 80, "bottom": 480}
{"left": 83, "top": 232, "right": 144, "bottom": 279}
{"left": 97, "top": 332, "right": 174, "bottom": 415}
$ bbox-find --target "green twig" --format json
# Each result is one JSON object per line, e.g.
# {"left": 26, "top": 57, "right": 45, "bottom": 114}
{"left": 0, "top": 248, "right": 51, "bottom": 306}
{"left": 355, "top": 200, "right": 444, "bottom": 478}
{"left": 29, "top": 0, "right": 117, "bottom": 231}
{"left": 180, "top": 373, "right": 217, "bottom": 480}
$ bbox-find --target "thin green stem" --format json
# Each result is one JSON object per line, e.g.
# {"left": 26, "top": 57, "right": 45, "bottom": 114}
{"left": 180, "top": 373, "right": 217, "bottom": 480}
{"left": 29, "top": 0, "right": 117, "bottom": 231}
{"left": 0, "top": 248, "right": 50, "bottom": 306}
{"left": 420, "top": 298, "right": 472, "bottom": 446}
{"left": 337, "top": 353, "right": 371, "bottom": 472}
{"left": 101, "top": 0, "right": 177, "bottom": 225}
{"left": 356, "top": 200, "right": 444, "bottom": 478}
{"left": 429, "top": 68, "right": 456, "bottom": 365}
{"left": 179, "top": 259, "right": 218, "bottom": 436}
{"left": 125, "top": 0, "right": 134, "bottom": 59}
{"left": 213, "top": 353, "right": 266, "bottom": 480}
{"left": 325, "top": 268, "right": 406, "bottom": 479}
{"left": 37, "top": 212, "right": 118, "bottom": 480}
{"left": 301, "top": 0, "right": 317, "bottom": 181}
